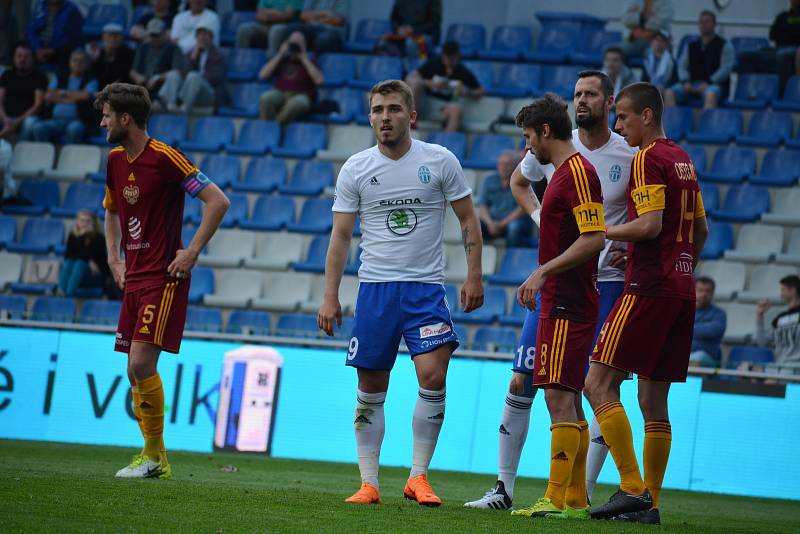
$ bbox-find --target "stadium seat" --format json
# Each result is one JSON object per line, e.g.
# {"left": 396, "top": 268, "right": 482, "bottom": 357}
{"left": 198, "top": 229, "right": 256, "bottom": 268}
{"left": 682, "top": 144, "right": 707, "bottom": 172}
{"left": 279, "top": 160, "right": 334, "bottom": 196}
{"left": 349, "top": 56, "right": 404, "bottom": 90}
{"left": 569, "top": 29, "right": 623, "bottom": 66}
{"left": 301, "top": 275, "right": 359, "bottom": 314}
{"left": 726, "top": 73, "right": 779, "bottom": 109}
{"left": 685, "top": 109, "right": 743, "bottom": 144}
{"left": 272, "top": 122, "right": 327, "bottom": 158}
{"left": 700, "top": 183, "right": 719, "bottom": 215}
{"left": 739, "top": 264, "right": 799, "bottom": 303}
{"left": 698, "top": 147, "right": 756, "bottom": 184}
{"left": 525, "top": 20, "right": 580, "bottom": 64}
{"left": 185, "top": 306, "right": 223, "bottom": 332}
{"left": 318, "top": 53, "right": 358, "bottom": 87}
{"left": 232, "top": 157, "right": 286, "bottom": 193}
{"left": 45, "top": 144, "right": 102, "bottom": 181}
{"left": 696, "top": 260, "right": 745, "bottom": 300}
{"left": 0, "top": 217, "right": 16, "bottom": 248}
{"left": 727, "top": 346, "right": 773, "bottom": 369}
{"left": 536, "top": 65, "right": 585, "bottom": 99}
{"left": 453, "top": 285, "right": 506, "bottom": 324}
{"left": 473, "top": 326, "right": 518, "bottom": 352}
{"left": 718, "top": 302, "right": 756, "bottom": 343}
{"left": 346, "top": 18, "right": 392, "bottom": 53}
{"left": 344, "top": 245, "right": 361, "bottom": 275}
{"left": 749, "top": 150, "right": 800, "bottom": 187}
{"left": 219, "top": 192, "right": 249, "bottom": 228}
{"left": 776, "top": 228, "right": 800, "bottom": 266}
{"left": 773, "top": 75, "right": 800, "bottom": 111}
{"left": 736, "top": 111, "right": 793, "bottom": 148}
{"left": 184, "top": 196, "right": 202, "bottom": 224}
{"left": 275, "top": 313, "right": 319, "bottom": 338}
{"left": 149, "top": 114, "right": 188, "bottom": 145}
{"left": 3, "top": 179, "right": 59, "bottom": 215}
{"left": 700, "top": 219, "right": 733, "bottom": 260}
{"left": 762, "top": 187, "right": 800, "bottom": 226}
{"left": 240, "top": 195, "right": 295, "bottom": 231}
{"left": 82, "top": 4, "right": 127, "bottom": 39}
{"left": 225, "top": 48, "right": 265, "bottom": 82}
{"left": 443, "top": 206, "right": 463, "bottom": 243}
{"left": 187, "top": 267, "right": 214, "bottom": 304}
{"left": 204, "top": 269, "right": 262, "bottom": 308}
{"left": 487, "top": 247, "right": 538, "bottom": 285}
{"left": 10, "top": 141, "right": 55, "bottom": 177}
{"left": 199, "top": 154, "right": 239, "bottom": 189}
{"left": 462, "top": 134, "right": 515, "bottom": 169}
{"left": 180, "top": 117, "right": 235, "bottom": 153}
{"left": 0, "top": 293, "right": 26, "bottom": 319}
{"left": 462, "top": 61, "right": 494, "bottom": 94}
{"left": 50, "top": 183, "right": 105, "bottom": 217}
{"left": 6, "top": 218, "right": 64, "bottom": 254}
{"left": 731, "top": 36, "right": 771, "bottom": 57}
{"left": 724, "top": 224, "right": 784, "bottom": 263}
{"left": 332, "top": 316, "right": 355, "bottom": 340}
{"left": 79, "top": 300, "right": 121, "bottom": 325}
{"left": 252, "top": 272, "right": 314, "bottom": 311}
{"left": 676, "top": 33, "right": 699, "bottom": 62}
{"left": 426, "top": 131, "right": 467, "bottom": 160}
{"left": 498, "top": 301, "right": 527, "bottom": 327}
{"left": 292, "top": 235, "right": 332, "bottom": 273}
{"left": 311, "top": 87, "right": 367, "bottom": 124}
{"left": 317, "top": 124, "right": 373, "bottom": 161}
{"left": 0, "top": 251, "right": 22, "bottom": 289}
{"left": 478, "top": 25, "right": 532, "bottom": 60}
{"left": 225, "top": 310, "right": 272, "bottom": 335}
{"left": 286, "top": 198, "right": 334, "bottom": 233}
{"left": 245, "top": 232, "right": 304, "bottom": 270}
{"left": 225, "top": 119, "right": 280, "bottom": 155}
{"left": 444, "top": 23, "right": 486, "bottom": 57}
{"left": 462, "top": 96, "right": 505, "bottom": 133}
{"left": 490, "top": 63, "right": 540, "bottom": 98}
{"left": 220, "top": 11, "right": 257, "bottom": 46}
{"left": 663, "top": 107, "right": 693, "bottom": 141}
{"left": 31, "top": 296, "right": 75, "bottom": 323}
{"left": 219, "top": 82, "right": 270, "bottom": 118}
{"left": 713, "top": 185, "right": 770, "bottom": 223}
{"left": 453, "top": 324, "right": 470, "bottom": 348}
{"left": 444, "top": 243, "right": 496, "bottom": 282}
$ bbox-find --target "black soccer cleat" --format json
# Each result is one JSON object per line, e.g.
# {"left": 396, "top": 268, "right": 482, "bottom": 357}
{"left": 590, "top": 488, "right": 653, "bottom": 520}
{"left": 612, "top": 507, "right": 661, "bottom": 524}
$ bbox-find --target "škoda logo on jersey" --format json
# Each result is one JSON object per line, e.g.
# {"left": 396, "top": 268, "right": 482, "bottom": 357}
{"left": 123, "top": 173, "right": 139, "bottom": 204}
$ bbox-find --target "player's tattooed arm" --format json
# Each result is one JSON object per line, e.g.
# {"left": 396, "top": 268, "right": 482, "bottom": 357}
{"left": 451, "top": 195, "right": 484, "bottom": 312}
{"left": 461, "top": 225, "right": 476, "bottom": 256}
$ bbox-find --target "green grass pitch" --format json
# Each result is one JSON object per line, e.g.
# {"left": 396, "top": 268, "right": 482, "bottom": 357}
{"left": 2, "top": 440, "right": 798, "bottom": 533}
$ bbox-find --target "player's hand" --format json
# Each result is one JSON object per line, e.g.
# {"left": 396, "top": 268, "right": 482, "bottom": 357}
{"left": 317, "top": 296, "right": 342, "bottom": 336}
{"left": 109, "top": 260, "right": 126, "bottom": 290}
{"left": 756, "top": 299, "right": 771, "bottom": 319}
{"left": 607, "top": 242, "right": 628, "bottom": 269}
{"left": 517, "top": 268, "right": 545, "bottom": 310}
{"left": 167, "top": 249, "right": 198, "bottom": 279}
{"left": 460, "top": 276, "right": 484, "bottom": 313}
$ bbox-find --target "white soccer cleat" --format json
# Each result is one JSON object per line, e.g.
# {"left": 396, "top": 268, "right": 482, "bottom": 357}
{"left": 115, "top": 454, "right": 163, "bottom": 478}
{"left": 464, "top": 480, "right": 513, "bottom": 510}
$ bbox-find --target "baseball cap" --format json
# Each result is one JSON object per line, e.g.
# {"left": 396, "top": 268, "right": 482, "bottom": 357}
{"left": 102, "top": 22, "right": 124, "bottom": 34}
{"left": 146, "top": 18, "right": 165, "bottom": 35}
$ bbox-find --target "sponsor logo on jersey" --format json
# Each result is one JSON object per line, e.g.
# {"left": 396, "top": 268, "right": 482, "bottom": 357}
{"left": 114, "top": 332, "right": 130, "bottom": 347}
{"left": 609, "top": 164, "right": 622, "bottom": 183}
{"left": 386, "top": 208, "right": 417, "bottom": 236}
{"left": 674, "top": 252, "right": 694, "bottom": 276}
{"left": 369, "top": 176, "right": 380, "bottom": 185}
{"left": 418, "top": 165, "right": 431, "bottom": 184}
{"left": 379, "top": 198, "right": 421, "bottom": 206}
{"left": 419, "top": 322, "right": 452, "bottom": 338}
{"left": 123, "top": 184, "right": 140, "bottom": 205}
{"left": 128, "top": 217, "right": 143, "bottom": 240}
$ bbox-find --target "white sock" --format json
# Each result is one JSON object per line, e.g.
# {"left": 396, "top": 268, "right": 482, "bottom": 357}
{"left": 586, "top": 415, "right": 609, "bottom": 499}
{"left": 354, "top": 389, "right": 386, "bottom": 488}
{"left": 497, "top": 393, "right": 533, "bottom": 499}
{"left": 409, "top": 387, "right": 445, "bottom": 478}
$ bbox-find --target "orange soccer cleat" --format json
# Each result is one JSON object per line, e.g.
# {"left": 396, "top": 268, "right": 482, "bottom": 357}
{"left": 345, "top": 482, "right": 382, "bottom": 504}
{"left": 403, "top": 474, "right": 442, "bottom": 507}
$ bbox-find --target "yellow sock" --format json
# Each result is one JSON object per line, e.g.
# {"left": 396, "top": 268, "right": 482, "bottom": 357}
{"left": 136, "top": 374, "right": 164, "bottom": 462}
{"left": 644, "top": 421, "right": 671, "bottom": 509}
{"left": 594, "top": 401, "right": 645, "bottom": 495}
{"left": 160, "top": 439, "right": 168, "bottom": 466}
{"left": 565, "top": 420, "right": 589, "bottom": 509}
{"left": 544, "top": 422, "right": 581, "bottom": 510}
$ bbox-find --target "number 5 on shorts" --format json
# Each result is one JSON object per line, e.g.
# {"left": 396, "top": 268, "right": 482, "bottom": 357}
{"left": 142, "top": 304, "right": 156, "bottom": 324}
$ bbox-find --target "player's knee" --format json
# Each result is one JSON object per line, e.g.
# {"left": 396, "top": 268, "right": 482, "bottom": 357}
{"left": 130, "top": 359, "right": 156, "bottom": 381}
{"left": 126, "top": 366, "right": 136, "bottom": 387}
{"left": 637, "top": 388, "right": 668, "bottom": 421}
{"left": 508, "top": 372, "right": 535, "bottom": 398}
{"left": 418, "top": 369, "right": 447, "bottom": 391}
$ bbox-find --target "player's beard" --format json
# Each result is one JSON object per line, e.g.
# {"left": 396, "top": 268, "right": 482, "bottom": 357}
{"left": 379, "top": 127, "right": 408, "bottom": 149}
{"left": 575, "top": 110, "right": 604, "bottom": 130}
{"left": 106, "top": 126, "right": 127, "bottom": 144}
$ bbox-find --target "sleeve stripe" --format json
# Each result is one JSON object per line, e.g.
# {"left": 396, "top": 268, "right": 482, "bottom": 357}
{"left": 151, "top": 140, "right": 196, "bottom": 174}
{"left": 635, "top": 143, "right": 656, "bottom": 190}
{"left": 151, "top": 143, "right": 194, "bottom": 176}
{"left": 632, "top": 151, "right": 642, "bottom": 190}
{"left": 567, "top": 158, "right": 587, "bottom": 205}
{"left": 574, "top": 157, "right": 593, "bottom": 205}
{"left": 568, "top": 156, "right": 591, "bottom": 205}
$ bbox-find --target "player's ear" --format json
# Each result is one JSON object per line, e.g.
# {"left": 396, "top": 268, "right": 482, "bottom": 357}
{"left": 642, "top": 107, "right": 653, "bottom": 126}
{"left": 409, "top": 109, "right": 417, "bottom": 124}
{"left": 542, "top": 124, "right": 551, "bottom": 138}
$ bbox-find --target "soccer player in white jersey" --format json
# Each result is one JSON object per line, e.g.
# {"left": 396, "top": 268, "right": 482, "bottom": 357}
{"left": 465, "top": 71, "right": 636, "bottom": 512}
{"left": 318, "top": 79, "right": 485, "bottom": 506}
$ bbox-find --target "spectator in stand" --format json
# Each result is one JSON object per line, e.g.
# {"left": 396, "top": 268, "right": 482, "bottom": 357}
{"left": 643, "top": 28, "right": 675, "bottom": 92}
{"left": 91, "top": 23, "right": 134, "bottom": 90}
{"left": 171, "top": 0, "right": 220, "bottom": 54}
{"left": 619, "top": 0, "right": 674, "bottom": 60}
{"left": 130, "top": 19, "right": 184, "bottom": 99}
{"left": 27, "top": 0, "right": 84, "bottom": 68}
{"left": 159, "top": 23, "right": 228, "bottom": 113}
{"left": 386, "top": 0, "right": 441, "bottom": 59}
{"left": 58, "top": 210, "right": 109, "bottom": 297}
{"left": 689, "top": 276, "right": 726, "bottom": 367}
{"left": 0, "top": 0, "right": 32, "bottom": 65}
{"left": 406, "top": 41, "right": 484, "bottom": 132}
{"left": 478, "top": 150, "right": 532, "bottom": 248}
{"left": 129, "top": 0, "right": 177, "bottom": 43}
{"left": 236, "top": 0, "right": 302, "bottom": 50}
{"left": 272, "top": 0, "right": 349, "bottom": 55}
{"left": 664, "top": 10, "right": 734, "bottom": 109}
{"left": 0, "top": 42, "right": 48, "bottom": 140}
{"left": 738, "top": 0, "right": 800, "bottom": 94}
{"left": 31, "top": 48, "right": 98, "bottom": 143}
{"left": 602, "top": 46, "right": 636, "bottom": 97}
{"left": 756, "top": 275, "right": 800, "bottom": 370}
{"left": 258, "top": 30, "right": 323, "bottom": 123}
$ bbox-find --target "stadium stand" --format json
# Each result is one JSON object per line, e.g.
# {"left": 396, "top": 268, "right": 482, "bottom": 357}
{"left": 219, "top": 83, "right": 270, "bottom": 118}
{"left": 188, "top": 267, "right": 214, "bottom": 304}
{"left": 727, "top": 346, "right": 774, "bottom": 368}
{"left": 79, "top": 300, "right": 121, "bottom": 325}
{"left": 724, "top": 224, "right": 785, "bottom": 263}
{"left": 185, "top": 306, "right": 223, "bottom": 332}
{"left": 204, "top": 269, "right": 263, "bottom": 308}
{"left": 232, "top": 157, "right": 287, "bottom": 192}
{"left": 272, "top": 122, "right": 327, "bottom": 159}
{"left": 725, "top": 74, "right": 779, "bottom": 109}
{"left": 10, "top": 142, "right": 55, "bottom": 177}
{"left": 478, "top": 25, "right": 533, "bottom": 61}
{"left": 253, "top": 272, "right": 314, "bottom": 312}
{"left": 286, "top": 198, "right": 335, "bottom": 233}
{"left": 4, "top": 180, "right": 60, "bottom": 215}
{"left": 245, "top": 233, "right": 305, "bottom": 270}
{"left": 473, "top": 326, "right": 518, "bottom": 352}
{"left": 776, "top": 229, "right": 800, "bottom": 266}
{"left": 197, "top": 229, "right": 256, "bottom": 268}
{"left": 31, "top": 296, "right": 76, "bottom": 323}
{"left": 199, "top": 154, "right": 240, "bottom": 190}
{"left": 736, "top": 111, "right": 793, "bottom": 148}
{"left": 225, "top": 309, "right": 272, "bottom": 335}
{"left": 240, "top": 195, "right": 295, "bottom": 231}
{"left": 713, "top": 185, "right": 770, "bottom": 223}
{"left": 698, "top": 146, "right": 756, "bottom": 184}
{"left": 50, "top": 183, "right": 105, "bottom": 218}
{"left": 685, "top": 109, "right": 743, "bottom": 145}
{"left": 82, "top": 4, "right": 127, "bottom": 40}
{"left": 346, "top": 18, "right": 392, "bottom": 53}
{"left": 225, "top": 119, "right": 281, "bottom": 156}
{"left": 444, "top": 23, "right": 486, "bottom": 58}
{"left": 749, "top": 150, "right": 800, "bottom": 187}
{"left": 280, "top": 160, "right": 334, "bottom": 196}
{"left": 5, "top": 219, "right": 64, "bottom": 254}
{"left": 45, "top": 144, "right": 102, "bottom": 181}
{"left": 181, "top": 117, "right": 236, "bottom": 153}
{"left": 0, "top": 294, "right": 26, "bottom": 319}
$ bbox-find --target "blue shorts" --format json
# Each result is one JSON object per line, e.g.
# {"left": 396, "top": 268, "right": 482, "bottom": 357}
{"left": 346, "top": 281, "right": 459, "bottom": 371}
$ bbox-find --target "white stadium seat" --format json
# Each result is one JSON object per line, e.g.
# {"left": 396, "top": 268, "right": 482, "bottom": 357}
{"left": 203, "top": 269, "right": 263, "bottom": 308}
{"left": 317, "top": 125, "right": 374, "bottom": 162}
{"left": 45, "top": 144, "right": 102, "bottom": 181}
{"left": 463, "top": 96, "right": 505, "bottom": 133}
{"left": 301, "top": 275, "right": 358, "bottom": 314}
{"left": 696, "top": 260, "right": 747, "bottom": 301}
{"left": 444, "top": 243, "right": 497, "bottom": 282}
{"left": 10, "top": 141, "right": 55, "bottom": 177}
{"left": 719, "top": 302, "right": 757, "bottom": 343}
{"left": 724, "top": 224, "right": 784, "bottom": 263}
{"left": 775, "top": 228, "right": 800, "bottom": 266}
{"left": 761, "top": 188, "right": 800, "bottom": 226}
{"left": 738, "top": 264, "right": 800, "bottom": 303}
{"left": 244, "top": 232, "right": 305, "bottom": 270}
{"left": 252, "top": 272, "right": 314, "bottom": 312}
{"left": 0, "top": 251, "right": 23, "bottom": 288}
{"left": 197, "top": 229, "right": 255, "bottom": 268}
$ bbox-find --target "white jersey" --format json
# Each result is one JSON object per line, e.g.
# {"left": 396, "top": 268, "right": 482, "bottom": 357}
{"left": 520, "top": 129, "right": 636, "bottom": 282}
{"left": 333, "top": 139, "right": 472, "bottom": 283}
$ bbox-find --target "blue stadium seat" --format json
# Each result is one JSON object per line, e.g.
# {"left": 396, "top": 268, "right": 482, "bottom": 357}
{"left": 525, "top": 21, "right": 581, "bottom": 64}
{"left": 80, "top": 300, "right": 121, "bottom": 325}
{"left": 226, "top": 310, "right": 272, "bottom": 335}
{"left": 426, "top": 131, "right": 466, "bottom": 160}
{"left": 180, "top": 117, "right": 235, "bottom": 152}
{"left": 6, "top": 218, "right": 64, "bottom": 254}
{"left": 225, "top": 48, "right": 265, "bottom": 82}
{"left": 181, "top": 224, "right": 197, "bottom": 248}
{"left": 276, "top": 313, "right": 319, "bottom": 338}
{"left": 700, "top": 220, "right": 733, "bottom": 260}
{"left": 698, "top": 147, "right": 756, "bottom": 184}
{"left": 219, "top": 83, "right": 270, "bottom": 118}
{"left": 444, "top": 23, "right": 486, "bottom": 57}
{"left": 453, "top": 285, "right": 506, "bottom": 324}
{"left": 461, "top": 60, "right": 494, "bottom": 93}
{"left": 350, "top": 56, "right": 404, "bottom": 90}
{"left": 225, "top": 119, "right": 280, "bottom": 156}
{"left": 490, "top": 63, "right": 540, "bottom": 98}
{"left": 685, "top": 109, "right": 742, "bottom": 144}
{"left": 240, "top": 195, "right": 295, "bottom": 231}
{"left": 185, "top": 306, "right": 222, "bottom": 332}
{"left": 312, "top": 87, "right": 367, "bottom": 124}
{"left": 726, "top": 74, "right": 779, "bottom": 109}
{"left": 199, "top": 154, "right": 239, "bottom": 189}
{"left": 83, "top": 4, "right": 127, "bottom": 39}
{"left": 727, "top": 346, "right": 773, "bottom": 368}
{"left": 478, "top": 25, "right": 532, "bottom": 60}
{"left": 536, "top": 11, "right": 606, "bottom": 30}
{"left": 462, "top": 134, "right": 515, "bottom": 169}
{"left": 219, "top": 192, "right": 248, "bottom": 228}
{"left": 0, "top": 216, "right": 15, "bottom": 248}
{"left": 286, "top": 198, "right": 334, "bottom": 233}
{"left": 3, "top": 179, "right": 60, "bottom": 215}
{"left": 128, "top": 5, "right": 152, "bottom": 34}
{"left": 682, "top": 144, "right": 707, "bottom": 172}
{"left": 713, "top": 185, "right": 770, "bottom": 223}
{"left": 444, "top": 283, "right": 458, "bottom": 310}
{"left": 487, "top": 247, "right": 538, "bottom": 285}
{"left": 292, "top": 235, "right": 331, "bottom": 273}
{"left": 279, "top": 160, "right": 334, "bottom": 196}
{"left": 701, "top": 183, "right": 720, "bottom": 215}
{"left": 663, "top": 106, "right": 693, "bottom": 141}
{"left": 569, "top": 29, "right": 623, "bottom": 66}
{"left": 149, "top": 114, "right": 188, "bottom": 146}
{"left": 50, "top": 183, "right": 104, "bottom": 218}
{"left": 344, "top": 247, "right": 361, "bottom": 275}
{"left": 498, "top": 302, "right": 527, "bottom": 327}
{"left": 331, "top": 317, "right": 355, "bottom": 339}
{"left": 188, "top": 267, "right": 214, "bottom": 304}
{"left": 8, "top": 261, "right": 57, "bottom": 294}
{"left": 232, "top": 157, "right": 287, "bottom": 193}
{"left": 731, "top": 36, "right": 770, "bottom": 58}
{"left": 272, "top": 122, "right": 327, "bottom": 158}
{"left": 0, "top": 294, "right": 26, "bottom": 319}
{"left": 773, "top": 75, "right": 800, "bottom": 111}
{"left": 183, "top": 196, "right": 202, "bottom": 224}
{"left": 473, "top": 326, "right": 518, "bottom": 352}
{"left": 536, "top": 65, "right": 585, "bottom": 99}
{"left": 221, "top": 11, "right": 257, "bottom": 46}
{"left": 676, "top": 34, "right": 699, "bottom": 62}
{"left": 453, "top": 324, "right": 470, "bottom": 348}
{"left": 346, "top": 18, "right": 392, "bottom": 53}
{"left": 318, "top": 53, "right": 357, "bottom": 87}
{"left": 31, "top": 296, "right": 75, "bottom": 323}
{"left": 736, "top": 111, "right": 792, "bottom": 148}
{"left": 750, "top": 150, "right": 800, "bottom": 187}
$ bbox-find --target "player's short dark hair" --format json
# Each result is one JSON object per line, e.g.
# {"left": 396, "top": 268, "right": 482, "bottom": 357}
{"left": 369, "top": 79, "right": 414, "bottom": 113}
{"left": 94, "top": 82, "right": 151, "bottom": 128}
{"left": 604, "top": 46, "right": 625, "bottom": 60}
{"left": 700, "top": 10, "right": 717, "bottom": 23}
{"left": 615, "top": 82, "right": 664, "bottom": 126}
{"left": 780, "top": 275, "right": 800, "bottom": 295}
{"left": 442, "top": 40, "right": 460, "bottom": 57}
{"left": 515, "top": 93, "right": 572, "bottom": 140}
{"left": 13, "top": 40, "right": 32, "bottom": 54}
{"left": 577, "top": 70, "right": 615, "bottom": 98}
{"left": 696, "top": 276, "right": 716, "bottom": 291}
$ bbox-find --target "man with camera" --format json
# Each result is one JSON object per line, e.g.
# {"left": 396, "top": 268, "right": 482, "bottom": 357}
{"left": 257, "top": 31, "right": 324, "bottom": 124}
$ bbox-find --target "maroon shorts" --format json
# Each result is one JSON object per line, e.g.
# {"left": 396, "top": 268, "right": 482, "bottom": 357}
{"left": 115, "top": 280, "right": 189, "bottom": 354}
{"left": 533, "top": 318, "right": 596, "bottom": 392}
{"left": 591, "top": 293, "right": 695, "bottom": 382}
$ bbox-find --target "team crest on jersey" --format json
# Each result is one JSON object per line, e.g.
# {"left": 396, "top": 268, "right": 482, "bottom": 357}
{"left": 123, "top": 184, "right": 140, "bottom": 204}
{"left": 609, "top": 164, "right": 622, "bottom": 183}
{"left": 387, "top": 208, "right": 417, "bottom": 236}
{"left": 418, "top": 165, "right": 431, "bottom": 184}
